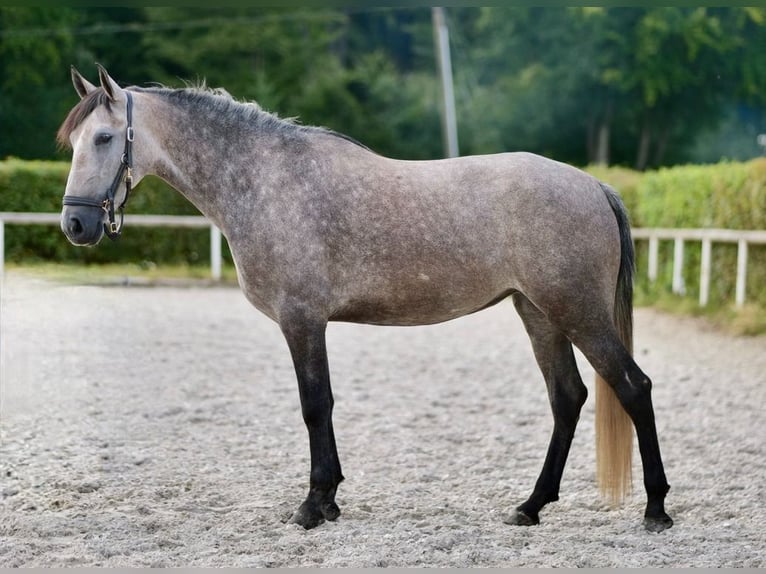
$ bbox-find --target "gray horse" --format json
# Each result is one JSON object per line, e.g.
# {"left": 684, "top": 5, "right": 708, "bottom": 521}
{"left": 58, "top": 65, "right": 672, "bottom": 532}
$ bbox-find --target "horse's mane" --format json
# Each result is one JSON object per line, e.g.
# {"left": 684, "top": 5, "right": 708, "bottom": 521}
{"left": 57, "top": 82, "right": 370, "bottom": 152}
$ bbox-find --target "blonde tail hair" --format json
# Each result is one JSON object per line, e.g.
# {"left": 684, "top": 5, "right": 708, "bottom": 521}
{"left": 596, "top": 183, "right": 636, "bottom": 506}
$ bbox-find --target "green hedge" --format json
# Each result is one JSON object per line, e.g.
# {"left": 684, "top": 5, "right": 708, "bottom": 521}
{"left": 637, "top": 160, "right": 766, "bottom": 230}
{"left": 0, "top": 158, "right": 225, "bottom": 265}
{"left": 589, "top": 159, "right": 766, "bottom": 308}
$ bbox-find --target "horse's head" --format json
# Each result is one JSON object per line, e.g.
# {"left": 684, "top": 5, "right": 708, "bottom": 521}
{"left": 59, "top": 65, "right": 137, "bottom": 246}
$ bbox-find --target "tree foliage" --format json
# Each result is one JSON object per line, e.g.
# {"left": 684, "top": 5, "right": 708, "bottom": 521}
{"left": 1, "top": 7, "right": 765, "bottom": 169}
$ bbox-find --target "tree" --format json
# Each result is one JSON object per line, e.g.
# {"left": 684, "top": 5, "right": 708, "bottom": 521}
{"left": 2, "top": 7, "right": 766, "bottom": 167}
{"left": 0, "top": 7, "right": 79, "bottom": 159}
{"left": 448, "top": 7, "right": 766, "bottom": 169}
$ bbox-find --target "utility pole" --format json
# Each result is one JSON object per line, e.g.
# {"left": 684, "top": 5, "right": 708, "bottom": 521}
{"left": 432, "top": 7, "right": 459, "bottom": 158}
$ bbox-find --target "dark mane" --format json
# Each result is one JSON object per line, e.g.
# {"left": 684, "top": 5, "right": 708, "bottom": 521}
{"left": 57, "top": 83, "right": 370, "bottom": 152}
{"left": 57, "top": 88, "right": 113, "bottom": 149}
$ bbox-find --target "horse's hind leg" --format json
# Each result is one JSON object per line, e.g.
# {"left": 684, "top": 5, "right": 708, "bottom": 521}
{"left": 567, "top": 324, "right": 673, "bottom": 532}
{"left": 280, "top": 309, "right": 344, "bottom": 529}
{"left": 506, "top": 293, "right": 588, "bottom": 526}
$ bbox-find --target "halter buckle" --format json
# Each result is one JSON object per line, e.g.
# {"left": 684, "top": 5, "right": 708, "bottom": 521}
{"left": 109, "top": 221, "right": 119, "bottom": 234}
{"left": 126, "top": 126, "right": 134, "bottom": 142}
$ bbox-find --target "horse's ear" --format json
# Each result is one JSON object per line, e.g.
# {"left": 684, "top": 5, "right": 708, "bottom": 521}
{"left": 96, "top": 63, "right": 122, "bottom": 102}
{"left": 71, "top": 66, "right": 96, "bottom": 99}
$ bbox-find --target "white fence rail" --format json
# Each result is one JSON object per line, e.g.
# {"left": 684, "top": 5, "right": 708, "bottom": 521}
{"left": 0, "top": 213, "right": 764, "bottom": 306}
{"left": 632, "top": 227, "right": 766, "bottom": 307}
{"left": 0, "top": 212, "right": 223, "bottom": 280}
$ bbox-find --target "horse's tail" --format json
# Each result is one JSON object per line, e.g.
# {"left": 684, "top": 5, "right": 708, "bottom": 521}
{"left": 596, "top": 182, "right": 635, "bottom": 506}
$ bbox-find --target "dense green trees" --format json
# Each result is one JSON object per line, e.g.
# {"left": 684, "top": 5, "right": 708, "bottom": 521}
{"left": 450, "top": 7, "right": 766, "bottom": 168}
{"left": 1, "top": 7, "right": 765, "bottom": 168}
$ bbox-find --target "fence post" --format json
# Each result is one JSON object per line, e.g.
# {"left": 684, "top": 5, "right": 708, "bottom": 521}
{"left": 210, "top": 224, "right": 222, "bottom": 281}
{"left": 736, "top": 239, "right": 748, "bottom": 307}
{"left": 648, "top": 235, "right": 659, "bottom": 283}
{"left": 699, "top": 238, "right": 712, "bottom": 307}
{"left": 672, "top": 237, "right": 685, "bottom": 295}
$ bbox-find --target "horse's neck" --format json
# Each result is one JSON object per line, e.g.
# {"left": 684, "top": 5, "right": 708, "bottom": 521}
{"left": 145, "top": 96, "right": 284, "bottom": 232}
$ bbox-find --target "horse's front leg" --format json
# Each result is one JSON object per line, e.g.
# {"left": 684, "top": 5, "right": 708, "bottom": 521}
{"left": 280, "top": 312, "right": 344, "bottom": 529}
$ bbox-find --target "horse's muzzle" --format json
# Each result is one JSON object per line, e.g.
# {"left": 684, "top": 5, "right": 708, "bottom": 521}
{"left": 61, "top": 206, "right": 105, "bottom": 246}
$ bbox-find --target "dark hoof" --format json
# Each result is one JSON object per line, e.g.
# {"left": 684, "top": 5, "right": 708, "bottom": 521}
{"left": 643, "top": 513, "right": 673, "bottom": 532}
{"left": 504, "top": 508, "right": 540, "bottom": 526}
{"left": 322, "top": 501, "right": 341, "bottom": 521}
{"left": 289, "top": 501, "right": 324, "bottom": 529}
{"left": 288, "top": 499, "right": 341, "bottom": 530}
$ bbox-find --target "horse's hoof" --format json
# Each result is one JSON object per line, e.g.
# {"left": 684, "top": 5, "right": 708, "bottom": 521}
{"left": 321, "top": 501, "right": 341, "bottom": 522}
{"left": 504, "top": 509, "right": 540, "bottom": 526}
{"left": 288, "top": 499, "right": 341, "bottom": 529}
{"left": 643, "top": 513, "right": 673, "bottom": 532}
{"left": 288, "top": 502, "right": 325, "bottom": 530}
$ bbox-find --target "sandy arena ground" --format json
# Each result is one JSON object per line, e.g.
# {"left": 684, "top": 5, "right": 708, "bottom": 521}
{"left": 0, "top": 271, "right": 764, "bottom": 567}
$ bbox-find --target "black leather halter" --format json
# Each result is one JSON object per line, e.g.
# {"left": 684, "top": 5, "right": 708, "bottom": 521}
{"left": 62, "top": 91, "right": 134, "bottom": 240}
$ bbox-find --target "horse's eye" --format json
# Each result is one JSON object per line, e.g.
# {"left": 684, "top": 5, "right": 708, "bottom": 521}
{"left": 95, "top": 133, "right": 113, "bottom": 146}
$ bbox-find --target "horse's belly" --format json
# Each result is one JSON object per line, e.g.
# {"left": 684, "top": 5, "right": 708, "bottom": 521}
{"left": 329, "top": 275, "right": 512, "bottom": 326}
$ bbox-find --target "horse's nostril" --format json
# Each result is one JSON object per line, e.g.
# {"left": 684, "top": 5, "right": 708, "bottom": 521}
{"left": 68, "top": 216, "right": 83, "bottom": 236}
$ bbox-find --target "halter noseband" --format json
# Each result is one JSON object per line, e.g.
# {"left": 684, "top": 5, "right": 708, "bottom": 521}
{"left": 62, "top": 91, "right": 134, "bottom": 240}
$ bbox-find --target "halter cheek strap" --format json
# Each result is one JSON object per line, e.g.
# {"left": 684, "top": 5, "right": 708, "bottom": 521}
{"left": 62, "top": 91, "right": 134, "bottom": 240}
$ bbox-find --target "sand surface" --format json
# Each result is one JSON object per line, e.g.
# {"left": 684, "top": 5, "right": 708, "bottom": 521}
{"left": 1, "top": 271, "right": 764, "bottom": 567}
